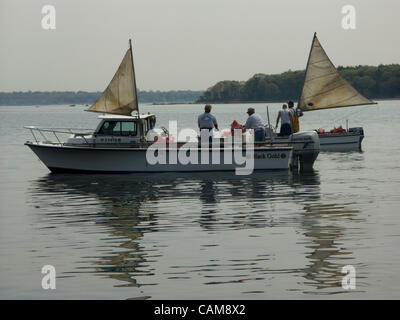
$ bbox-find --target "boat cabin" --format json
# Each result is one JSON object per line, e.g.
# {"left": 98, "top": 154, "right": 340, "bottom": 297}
{"left": 94, "top": 114, "right": 156, "bottom": 138}
{"left": 66, "top": 113, "right": 157, "bottom": 146}
{"left": 94, "top": 114, "right": 157, "bottom": 143}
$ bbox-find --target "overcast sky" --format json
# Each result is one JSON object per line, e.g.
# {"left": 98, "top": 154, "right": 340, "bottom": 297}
{"left": 0, "top": 0, "right": 399, "bottom": 92}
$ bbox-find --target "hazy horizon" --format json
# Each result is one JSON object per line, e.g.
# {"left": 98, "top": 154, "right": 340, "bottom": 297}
{"left": 1, "top": 0, "right": 399, "bottom": 92}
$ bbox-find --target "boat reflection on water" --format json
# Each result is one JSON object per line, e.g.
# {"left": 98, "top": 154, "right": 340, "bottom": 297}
{"left": 300, "top": 203, "right": 364, "bottom": 295}
{"left": 28, "top": 171, "right": 363, "bottom": 297}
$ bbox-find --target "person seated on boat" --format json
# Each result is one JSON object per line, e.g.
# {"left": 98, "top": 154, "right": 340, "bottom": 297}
{"left": 243, "top": 107, "right": 265, "bottom": 144}
{"left": 288, "top": 101, "right": 303, "bottom": 133}
{"left": 275, "top": 104, "right": 293, "bottom": 136}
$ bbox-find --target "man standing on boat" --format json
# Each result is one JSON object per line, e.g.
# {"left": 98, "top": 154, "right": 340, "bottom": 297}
{"left": 198, "top": 104, "right": 219, "bottom": 132}
{"left": 243, "top": 107, "right": 265, "bottom": 143}
{"left": 288, "top": 101, "right": 303, "bottom": 133}
{"left": 275, "top": 104, "right": 293, "bottom": 136}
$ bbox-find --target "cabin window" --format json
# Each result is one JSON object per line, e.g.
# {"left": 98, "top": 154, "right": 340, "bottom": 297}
{"left": 121, "top": 121, "right": 137, "bottom": 136}
{"left": 98, "top": 121, "right": 137, "bottom": 136}
{"left": 149, "top": 116, "right": 156, "bottom": 130}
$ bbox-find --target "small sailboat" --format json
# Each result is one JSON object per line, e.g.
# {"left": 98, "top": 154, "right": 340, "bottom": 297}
{"left": 25, "top": 40, "right": 297, "bottom": 174}
{"left": 266, "top": 33, "right": 376, "bottom": 151}
{"left": 298, "top": 33, "right": 376, "bottom": 150}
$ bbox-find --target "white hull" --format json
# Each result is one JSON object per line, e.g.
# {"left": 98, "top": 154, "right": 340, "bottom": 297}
{"left": 318, "top": 133, "right": 363, "bottom": 151}
{"left": 268, "top": 132, "right": 363, "bottom": 152}
{"left": 26, "top": 143, "right": 292, "bottom": 173}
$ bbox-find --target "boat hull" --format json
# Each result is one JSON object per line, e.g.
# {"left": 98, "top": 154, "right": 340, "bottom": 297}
{"left": 268, "top": 132, "right": 363, "bottom": 152}
{"left": 25, "top": 142, "right": 292, "bottom": 173}
{"left": 318, "top": 133, "right": 363, "bottom": 151}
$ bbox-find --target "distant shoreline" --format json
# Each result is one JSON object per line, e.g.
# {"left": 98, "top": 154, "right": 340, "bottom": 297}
{"left": 2, "top": 64, "right": 399, "bottom": 106}
{"left": 1, "top": 97, "right": 398, "bottom": 108}
{"left": 196, "top": 64, "right": 400, "bottom": 104}
{"left": 0, "top": 90, "right": 204, "bottom": 107}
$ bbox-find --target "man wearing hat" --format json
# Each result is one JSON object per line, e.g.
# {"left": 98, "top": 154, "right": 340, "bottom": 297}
{"left": 243, "top": 107, "right": 265, "bottom": 143}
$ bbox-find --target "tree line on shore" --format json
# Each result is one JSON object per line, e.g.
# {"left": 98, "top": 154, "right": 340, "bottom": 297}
{"left": 0, "top": 90, "right": 203, "bottom": 106}
{"left": 1, "top": 64, "right": 399, "bottom": 106}
{"left": 197, "top": 64, "right": 400, "bottom": 103}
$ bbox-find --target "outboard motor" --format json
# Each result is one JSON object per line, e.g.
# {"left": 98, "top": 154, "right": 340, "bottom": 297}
{"left": 288, "top": 131, "right": 320, "bottom": 172}
{"left": 264, "top": 125, "right": 275, "bottom": 140}
{"left": 348, "top": 127, "right": 364, "bottom": 136}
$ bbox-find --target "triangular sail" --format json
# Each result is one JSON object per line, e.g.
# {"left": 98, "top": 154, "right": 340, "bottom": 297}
{"left": 299, "top": 33, "right": 375, "bottom": 111}
{"left": 87, "top": 48, "right": 138, "bottom": 116}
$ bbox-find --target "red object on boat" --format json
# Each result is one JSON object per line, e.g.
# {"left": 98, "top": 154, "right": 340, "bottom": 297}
{"left": 329, "top": 125, "right": 345, "bottom": 134}
{"left": 316, "top": 128, "right": 325, "bottom": 134}
{"left": 231, "top": 120, "right": 244, "bottom": 135}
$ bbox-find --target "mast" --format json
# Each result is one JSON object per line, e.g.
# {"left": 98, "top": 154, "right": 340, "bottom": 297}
{"left": 129, "top": 39, "right": 140, "bottom": 115}
{"left": 297, "top": 32, "right": 316, "bottom": 111}
{"left": 266, "top": 105, "right": 272, "bottom": 146}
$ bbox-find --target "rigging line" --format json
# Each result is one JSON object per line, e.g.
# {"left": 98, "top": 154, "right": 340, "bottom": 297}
{"left": 320, "top": 104, "right": 373, "bottom": 129}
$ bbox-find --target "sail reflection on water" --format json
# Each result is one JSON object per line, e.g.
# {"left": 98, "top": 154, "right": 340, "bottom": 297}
{"left": 300, "top": 203, "right": 365, "bottom": 294}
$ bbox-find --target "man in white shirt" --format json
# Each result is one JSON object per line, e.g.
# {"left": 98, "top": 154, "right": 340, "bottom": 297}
{"left": 243, "top": 107, "right": 265, "bottom": 143}
{"left": 275, "top": 104, "right": 294, "bottom": 136}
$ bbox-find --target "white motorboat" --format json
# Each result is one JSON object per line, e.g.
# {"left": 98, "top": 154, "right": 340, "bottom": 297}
{"left": 25, "top": 40, "right": 298, "bottom": 174}
{"left": 314, "top": 128, "right": 364, "bottom": 151}
{"left": 264, "top": 126, "right": 364, "bottom": 152}
{"left": 293, "top": 33, "right": 376, "bottom": 151}
{"left": 25, "top": 114, "right": 294, "bottom": 174}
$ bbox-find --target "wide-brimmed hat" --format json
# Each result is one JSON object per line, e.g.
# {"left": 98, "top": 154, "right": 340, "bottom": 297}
{"left": 247, "top": 107, "right": 255, "bottom": 114}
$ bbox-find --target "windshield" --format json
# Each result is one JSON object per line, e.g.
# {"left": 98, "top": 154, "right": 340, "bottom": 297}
{"left": 98, "top": 121, "right": 137, "bottom": 136}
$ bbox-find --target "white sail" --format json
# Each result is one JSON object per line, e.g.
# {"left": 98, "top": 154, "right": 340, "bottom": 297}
{"left": 87, "top": 48, "right": 138, "bottom": 116}
{"left": 299, "top": 33, "right": 375, "bottom": 111}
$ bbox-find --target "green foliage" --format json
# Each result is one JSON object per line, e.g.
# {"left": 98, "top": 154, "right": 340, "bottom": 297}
{"left": 1, "top": 64, "right": 399, "bottom": 106}
{"left": 197, "top": 64, "right": 400, "bottom": 103}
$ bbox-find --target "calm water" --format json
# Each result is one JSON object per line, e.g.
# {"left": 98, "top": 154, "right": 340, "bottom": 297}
{"left": 0, "top": 101, "right": 400, "bottom": 299}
